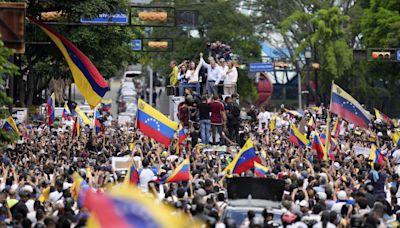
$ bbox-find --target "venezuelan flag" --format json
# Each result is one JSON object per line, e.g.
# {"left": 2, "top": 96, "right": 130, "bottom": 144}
{"left": 330, "top": 83, "right": 371, "bottom": 129}
{"left": 393, "top": 132, "right": 400, "bottom": 147}
{"left": 254, "top": 162, "right": 269, "bottom": 177}
{"left": 289, "top": 124, "right": 309, "bottom": 147}
{"left": 84, "top": 185, "right": 197, "bottom": 228}
{"left": 94, "top": 109, "right": 102, "bottom": 134}
{"left": 312, "top": 132, "right": 328, "bottom": 161}
{"left": 332, "top": 117, "right": 341, "bottom": 139}
{"left": 374, "top": 108, "right": 394, "bottom": 127}
{"left": 369, "top": 144, "right": 383, "bottom": 166}
{"left": 75, "top": 105, "right": 93, "bottom": 126}
{"left": 29, "top": 17, "right": 109, "bottom": 109}
{"left": 62, "top": 102, "right": 71, "bottom": 120}
{"left": 47, "top": 93, "right": 55, "bottom": 126}
{"left": 2, "top": 116, "right": 20, "bottom": 135}
{"left": 137, "top": 99, "right": 179, "bottom": 146}
{"left": 285, "top": 109, "right": 304, "bottom": 117}
{"left": 260, "top": 147, "right": 267, "bottom": 160}
{"left": 178, "top": 125, "right": 186, "bottom": 144}
{"left": 70, "top": 173, "right": 89, "bottom": 208}
{"left": 224, "top": 139, "right": 261, "bottom": 175}
{"left": 158, "top": 158, "right": 190, "bottom": 184}
{"left": 101, "top": 99, "right": 112, "bottom": 112}
{"left": 320, "top": 133, "right": 338, "bottom": 150}
{"left": 73, "top": 116, "right": 80, "bottom": 137}
{"left": 124, "top": 161, "right": 140, "bottom": 186}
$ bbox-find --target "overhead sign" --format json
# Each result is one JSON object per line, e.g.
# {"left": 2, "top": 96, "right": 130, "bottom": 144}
{"left": 131, "top": 39, "right": 142, "bottom": 51}
{"left": 80, "top": 13, "right": 128, "bottom": 24}
{"left": 249, "top": 63, "right": 273, "bottom": 72}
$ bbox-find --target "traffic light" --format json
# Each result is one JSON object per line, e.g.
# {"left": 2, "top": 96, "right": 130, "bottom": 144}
{"left": 147, "top": 41, "right": 168, "bottom": 49}
{"left": 371, "top": 51, "right": 391, "bottom": 60}
{"left": 138, "top": 12, "right": 167, "bottom": 22}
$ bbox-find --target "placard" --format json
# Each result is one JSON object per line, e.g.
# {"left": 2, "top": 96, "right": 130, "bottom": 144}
{"left": 353, "top": 145, "right": 370, "bottom": 157}
{"left": 111, "top": 156, "right": 131, "bottom": 171}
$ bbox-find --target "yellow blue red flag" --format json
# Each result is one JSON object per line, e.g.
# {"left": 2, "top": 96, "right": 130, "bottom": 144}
{"left": 289, "top": 124, "right": 309, "bottom": 147}
{"left": 136, "top": 98, "right": 179, "bottom": 146}
{"left": 84, "top": 185, "right": 198, "bottom": 228}
{"left": 2, "top": 116, "right": 20, "bottom": 135}
{"left": 29, "top": 17, "right": 109, "bottom": 108}
{"left": 224, "top": 139, "right": 261, "bottom": 174}
{"left": 254, "top": 162, "right": 269, "bottom": 177}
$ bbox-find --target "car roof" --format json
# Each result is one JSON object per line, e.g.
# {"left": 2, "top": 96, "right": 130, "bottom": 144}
{"left": 228, "top": 199, "right": 282, "bottom": 208}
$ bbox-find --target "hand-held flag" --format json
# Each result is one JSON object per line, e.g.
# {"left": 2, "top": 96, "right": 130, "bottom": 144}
{"left": 29, "top": 17, "right": 109, "bottom": 108}
{"left": 2, "top": 116, "right": 20, "bottom": 135}
{"left": 224, "top": 138, "right": 261, "bottom": 174}
{"left": 47, "top": 93, "right": 55, "bottom": 126}
{"left": 136, "top": 98, "right": 179, "bottom": 146}
{"left": 330, "top": 83, "right": 371, "bottom": 128}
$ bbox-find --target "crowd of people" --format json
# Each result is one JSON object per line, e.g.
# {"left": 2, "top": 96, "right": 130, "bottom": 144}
{"left": 169, "top": 43, "right": 238, "bottom": 97}
{"left": 1, "top": 95, "right": 400, "bottom": 228}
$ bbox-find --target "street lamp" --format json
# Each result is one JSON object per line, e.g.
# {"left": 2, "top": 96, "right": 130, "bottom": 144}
{"left": 305, "top": 48, "right": 312, "bottom": 107}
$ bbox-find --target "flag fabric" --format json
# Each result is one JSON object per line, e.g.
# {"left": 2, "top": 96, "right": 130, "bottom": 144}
{"left": 94, "top": 109, "right": 102, "bottom": 134}
{"left": 136, "top": 98, "right": 179, "bottom": 146}
{"left": 224, "top": 139, "right": 261, "bottom": 175}
{"left": 285, "top": 109, "right": 304, "bottom": 117}
{"left": 75, "top": 105, "right": 92, "bottom": 126}
{"left": 157, "top": 158, "right": 190, "bottom": 184}
{"left": 70, "top": 173, "right": 90, "bottom": 208}
{"left": 374, "top": 108, "right": 394, "bottom": 127}
{"left": 260, "top": 147, "right": 267, "bottom": 160}
{"left": 84, "top": 185, "right": 196, "bottom": 228}
{"left": 47, "top": 93, "right": 55, "bottom": 126}
{"left": 2, "top": 117, "right": 20, "bottom": 135}
{"left": 101, "top": 99, "right": 112, "bottom": 112}
{"left": 62, "top": 102, "right": 71, "bottom": 120}
{"left": 269, "top": 114, "right": 277, "bottom": 132}
{"left": 254, "top": 162, "right": 269, "bottom": 177}
{"left": 29, "top": 17, "right": 109, "bottom": 109}
{"left": 312, "top": 132, "right": 328, "bottom": 161}
{"left": 178, "top": 125, "right": 186, "bottom": 144}
{"left": 369, "top": 144, "right": 383, "bottom": 166}
{"left": 307, "top": 116, "right": 315, "bottom": 130}
{"left": 320, "top": 133, "right": 338, "bottom": 150}
{"left": 73, "top": 117, "right": 80, "bottom": 137}
{"left": 392, "top": 132, "right": 400, "bottom": 147}
{"left": 124, "top": 162, "right": 140, "bottom": 186}
{"left": 330, "top": 83, "right": 371, "bottom": 128}
{"left": 289, "top": 124, "right": 309, "bottom": 147}
{"left": 332, "top": 117, "right": 341, "bottom": 139}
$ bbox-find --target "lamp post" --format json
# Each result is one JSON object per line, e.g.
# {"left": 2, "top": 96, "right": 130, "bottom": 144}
{"left": 305, "top": 49, "right": 312, "bottom": 107}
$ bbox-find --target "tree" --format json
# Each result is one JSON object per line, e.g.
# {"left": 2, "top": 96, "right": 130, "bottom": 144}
{"left": 149, "top": 0, "right": 261, "bottom": 102}
{"left": 15, "top": 0, "right": 141, "bottom": 106}
{"left": 0, "top": 39, "right": 19, "bottom": 143}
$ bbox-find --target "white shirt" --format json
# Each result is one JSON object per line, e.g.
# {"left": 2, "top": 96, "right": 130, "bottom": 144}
{"left": 201, "top": 58, "right": 222, "bottom": 83}
{"left": 139, "top": 168, "right": 155, "bottom": 192}
{"left": 49, "top": 191, "right": 63, "bottom": 203}
{"left": 224, "top": 67, "right": 238, "bottom": 86}
{"left": 186, "top": 61, "right": 203, "bottom": 83}
{"left": 219, "top": 65, "right": 229, "bottom": 82}
{"left": 26, "top": 199, "right": 35, "bottom": 212}
{"left": 64, "top": 119, "right": 74, "bottom": 129}
{"left": 392, "top": 149, "right": 400, "bottom": 165}
{"left": 313, "top": 222, "right": 336, "bottom": 228}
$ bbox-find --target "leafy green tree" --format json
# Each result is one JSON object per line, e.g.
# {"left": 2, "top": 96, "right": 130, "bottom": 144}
{"left": 279, "top": 7, "right": 352, "bottom": 102}
{"left": 149, "top": 0, "right": 260, "bottom": 102}
{"left": 15, "top": 0, "right": 141, "bottom": 105}
{"left": 0, "top": 39, "right": 19, "bottom": 143}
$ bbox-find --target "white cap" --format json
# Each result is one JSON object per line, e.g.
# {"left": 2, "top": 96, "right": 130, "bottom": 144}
{"left": 299, "top": 200, "right": 309, "bottom": 208}
{"left": 317, "top": 192, "right": 327, "bottom": 200}
{"left": 22, "top": 185, "right": 33, "bottom": 193}
{"left": 337, "top": 190, "right": 347, "bottom": 200}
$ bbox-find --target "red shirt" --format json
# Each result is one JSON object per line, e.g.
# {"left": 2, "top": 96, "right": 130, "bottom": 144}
{"left": 209, "top": 101, "right": 225, "bottom": 124}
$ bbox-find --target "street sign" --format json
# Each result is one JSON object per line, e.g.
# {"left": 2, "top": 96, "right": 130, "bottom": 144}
{"left": 397, "top": 49, "right": 400, "bottom": 61}
{"left": 249, "top": 63, "right": 273, "bottom": 72}
{"left": 80, "top": 13, "right": 128, "bottom": 24}
{"left": 131, "top": 39, "right": 142, "bottom": 51}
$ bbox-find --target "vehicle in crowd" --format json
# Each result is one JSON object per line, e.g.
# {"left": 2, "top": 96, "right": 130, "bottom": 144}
{"left": 222, "top": 177, "right": 285, "bottom": 226}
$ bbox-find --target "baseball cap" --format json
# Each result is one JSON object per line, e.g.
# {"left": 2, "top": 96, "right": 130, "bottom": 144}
{"left": 337, "top": 190, "right": 347, "bottom": 200}
{"left": 299, "top": 200, "right": 309, "bottom": 208}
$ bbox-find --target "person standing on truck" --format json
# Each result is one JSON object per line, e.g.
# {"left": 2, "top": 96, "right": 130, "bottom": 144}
{"left": 169, "top": 60, "right": 179, "bottom": 95}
